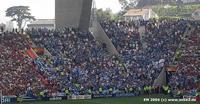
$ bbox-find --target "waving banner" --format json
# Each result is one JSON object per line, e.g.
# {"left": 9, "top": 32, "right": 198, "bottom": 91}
{"left": 26, "top": 48, "right": 38, "bottom": 59}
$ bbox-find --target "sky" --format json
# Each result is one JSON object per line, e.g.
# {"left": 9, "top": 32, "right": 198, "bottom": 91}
{"left": 0, "top": 0, "right": 121, "bottom": 23}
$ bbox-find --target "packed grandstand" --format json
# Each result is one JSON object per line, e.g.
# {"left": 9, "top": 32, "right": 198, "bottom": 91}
{"left": 0, "top": 18, "right": 199, "bottom": 102}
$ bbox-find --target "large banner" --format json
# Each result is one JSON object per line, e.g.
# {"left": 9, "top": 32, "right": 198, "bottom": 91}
{"left": 68, "top": 95, "right": 92, "bottom": 100}
{"left": 32, "top": 48, "right": 45, "bottom": 56}
{"left": 93, "top": 94, "right": 135, "bottom": 98}
{"left": 166, "top": 66, "right": 178, "bottom": 72}
{"left": 26, "top": 48, "right": 38, "bottom": 59}
{"left": 93, "top": 94, "right": 113, "bottom": 98}
{"left": 0, "top": 96, "right": 17, "bottom": 103}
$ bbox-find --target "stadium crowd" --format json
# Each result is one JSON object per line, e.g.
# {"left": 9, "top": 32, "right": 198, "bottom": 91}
{"left": 0, "top": 32, "right": 54, "bottom": 96}
{"left": 0, "top": 19, "right": 199, "bottom": 98}
{"left": 28, "top": 28, "right": 132, "bottom": 96}
{"left": 100, "top": 19, "right": 199, "bottom": 96}
{"left": 169, "top": 22, "right": 200, "bottom": 96}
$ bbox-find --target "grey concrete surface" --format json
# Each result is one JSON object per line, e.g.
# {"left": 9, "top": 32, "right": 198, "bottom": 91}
{"left": 90, "top": 21, "right": 119, "bottom": 56}
{"left": 55, "top": 0, "right": 92, "bottom": 30}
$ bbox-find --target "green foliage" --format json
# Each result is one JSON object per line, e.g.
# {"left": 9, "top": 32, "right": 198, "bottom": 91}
{"left": 96, "top": 8, "right": 122, "bottom": 21}
{"left": 5, "top": 6, "right": 35, "bottom": 29}
{"left": 119, "top": 0, "right": 129, "bottom": 10}
{"left": 152, "top": 4, "right": 200, "bottom": 18}
{"left": 118, "top": 0, "right": 138, "bottom": 11}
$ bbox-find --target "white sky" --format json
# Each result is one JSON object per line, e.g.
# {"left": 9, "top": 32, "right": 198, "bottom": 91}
{"left": 0, "top": 0, "right": 121, "bottom": 23}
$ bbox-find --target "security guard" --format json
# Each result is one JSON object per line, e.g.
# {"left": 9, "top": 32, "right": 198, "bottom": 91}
{"left": 162, "top": 85, "right": 169, "bottom": 95}
{"left": 40, "top": 91, "right": 45, "bottom": 98}
{"left": 61, "top": 71, "right": 64, "bottom": 76}
{"left": 149, "top": 86, "right": 152, "bottom": 94}
{"left": 99, "top": 87, "right": 103, "bottom": 94}
{"left": 144, "top": 86, "right": 147, "bottom": 94}
{"left": 129, "top": 87, "right": 133, "bottom": 93}
{"left": 196, "top": 92, "right": 199, "bottom": 97}
{"left": 109, "top": 87, "right": 113, "bottom": 94}
{"left": 65, "top": 89, "right": 70, "bottom": 95}
{"left": 88, "top": 89, "right": 92, "bottom": 94}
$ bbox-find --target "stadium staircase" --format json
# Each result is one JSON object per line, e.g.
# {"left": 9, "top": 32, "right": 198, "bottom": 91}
{"left": 153, "top": 25, "right": 194, "bottom": 86}
{"left": 172, "top": 26, "right": 195, "bottom": 64}
{"left": 23, "top": 33, "right": 53, "bottom": 57}
{"left": 7, "top": 33, "right": 52, "bottom": 89}
{"left": 139, "top": 26, "right": 148, "bottom": 49}
{"left": 89, "top": 16, "right": 127, "bottom": 71}
{"left": 89, "top": 6, "right": 119, "bottom": 56}
{"left": 89, "top": 20, "right": 119, "bottom": 56}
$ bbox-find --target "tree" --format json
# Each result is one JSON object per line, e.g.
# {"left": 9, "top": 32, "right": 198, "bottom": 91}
{"left": 6, "top": 6, "right": 35, "bottom": 29}
{"left": 0, "top": 23, "right": 6, "bottom": 32}
{"left": 176, "top": 0, "right": 183, "bottom": 12}
{"left": 96, "top": 8, "right": 121, "bottom": 21}
{"left": 119, "top": 0, "right": 129, "bottom": 10}
{"left": 96, "top": 8, "right": 113, "bottom": 20}
{"left": 118, "top": 0, "right": 138, "bottom": 11}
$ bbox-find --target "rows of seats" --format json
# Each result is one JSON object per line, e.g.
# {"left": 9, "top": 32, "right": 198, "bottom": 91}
{"left": 0, "top": 32, "right": 55, "bottom": 96}
{"left": 100, "top": 19, "right": 188, "bottom": 88}
{"left": 0, "top": 19, "right": 199, "bottom": 97}
{"left": 169, "top": 23, "right": 200, "bottom": 94}
{"left": 28, "top": 28, "right": 130, "bottom": 96}
{"left": 100, "top": 19, "right": 199, "bottom": 94}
